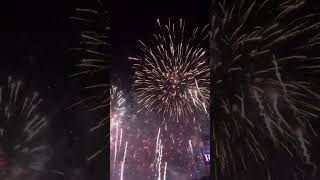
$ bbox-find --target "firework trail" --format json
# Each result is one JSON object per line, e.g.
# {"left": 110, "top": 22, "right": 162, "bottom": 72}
{"left": 155, "top": 128, "right": 163, "bottom": 179}
{"left": 211, "top": 0, "right": 320, "bottom": 177}
{"left": 188, "top": 139, "right": 198, "bottom": 179}
{"left": 120, "top": 141, "right": 128, "bottom": 180}
{"left": 112, "top": 124, "right": 119, "bottom": 169}
{"left": 0, "top": 76, "right": 51, "bottom": 180}
{"left": 154, "top": 128, "right": 168, "bottom": 180}
{"left": 108, "top": 84, "right": 131, "bottom": 180}
{"left": 163, "top": 162, "right": 167, "bottom": 180}
{"left": 130, "top": 18, "right": 210, "bottom": 120}
{"left": 111, "top": 124, "right": 123, "bottom": 172}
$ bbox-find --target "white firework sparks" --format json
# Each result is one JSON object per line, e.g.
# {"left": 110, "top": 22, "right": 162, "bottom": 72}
{"left": 131, "top": 18, "right": 210, "bottom": 120}
{"left": 0, "top": 76, "right": 51, "bottom": 179}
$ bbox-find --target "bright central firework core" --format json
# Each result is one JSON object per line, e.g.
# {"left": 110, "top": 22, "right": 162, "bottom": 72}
{"left": 167, "top": 73, "right": 181, "bottom": 96}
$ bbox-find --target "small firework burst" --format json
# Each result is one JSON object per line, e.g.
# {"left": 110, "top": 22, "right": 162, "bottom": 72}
{"left": 110, "top": 85, "right": 126, "bottom": 129}
{"left": 0, "top": 76, "right": 51, "bottom": 179}
{"left": 130, "top": 19, "right": 210, "bottom": 120}
{"left": 211, "top": 0, "right": 320, "bottom": 177}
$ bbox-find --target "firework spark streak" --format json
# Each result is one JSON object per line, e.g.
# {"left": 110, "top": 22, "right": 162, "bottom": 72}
{"left": 110, "top": 85, "right": 126, "bottom": 171}
{"left": 130, "top": 19, "right": 210, "bottom": 120}
{"left": 119, "top": 128, "right": 123, "bottom": 158}
{"left": 111, "top": 125, "right": 124, "bottom": 172}
{"left": 113, "top": 123, "right": 119, "bottom": 169}
{"left": 109, "top": 85, "right": 129, "bottom": 180}
{"left": 69, "top": 4, "right": 110, "bottom": 162}
{"left": 211, "top": 0, "right": 320, "bottom": 177}
{"left": 152, "top": 128, "right": 169, "bottom": 180}
{"left": 163, "top": 162, "right": 167, "bottom": 180}
{"left": 189, "top": 139, "right": 198, "bottom": 179}
{"left": 0, "top": 76, "right": 51, "bottom": 179}
{"left": 110, "top": 85, "right": 126, "bottom": 130}
{"left": 155, "top": 128, "right": 163, "bottom": 179}
{"left": 70, "top": 7, "right": 110, "bottom": 78}
{"left": 69, "top": 6, "right": 110, "bottom": 112}
{"left": 120, "top": 141, "right": 128, "bottom": 180}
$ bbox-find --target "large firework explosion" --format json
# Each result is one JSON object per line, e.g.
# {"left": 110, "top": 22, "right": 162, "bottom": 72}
{"left": 69, "top": 2, "right": 110, "bottom": 162}
{"left": 130, "top": 19, "right": 210, "bottom": 120}
{"left": 125, "top": 19, "right": 211, "bottom": 180}
{"left": 0, "top": 76, "right": 51, "bottom": 180}
{"left": 211, "top": 0, "right": 320, "bottom": 178}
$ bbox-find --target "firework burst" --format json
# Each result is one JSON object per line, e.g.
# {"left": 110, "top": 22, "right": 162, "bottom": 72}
{"left": 69, "top": 2, "right": 110, "bottom": 162}
{"left": 130, "top": 19, "right": 210, "bottom": 120}
{"left": 211, "top": 0, "right": 320, "bottom": 177}
{"left": 0, "top": 76, "right": 51, "bottom": 180}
